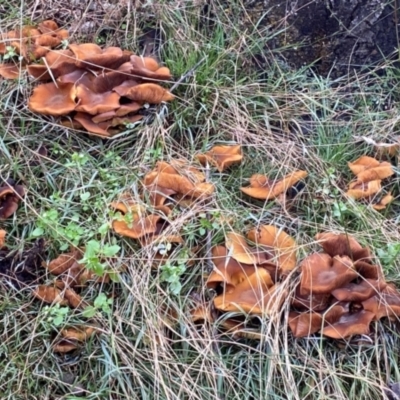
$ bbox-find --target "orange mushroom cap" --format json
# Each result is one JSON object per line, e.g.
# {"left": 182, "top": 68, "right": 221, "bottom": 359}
{"left": 247, "top": 225, "right": 297, "bottom": 273}
{"left": 372, "top": 193, "right": 394, "bottom": 210}
{"left": 289, "top": 311, "right": 323, "bottom": 338}
{"left": 69, "top": 44, "right": 130, "bottom": 70}
{"left": 214, "top": 277, "right": 283, "bottom": 315}
{"left": 75, "top": 84, "right": 120, "bottom": 115}
{"left": 346, "top": 179, "right": 382, "bottom": 199}
{"left": 197, "top": 145, "right": 243, "bottom": 172}
{"left": 241, "top": 170, "right": 308, "bottom": 200}
{"left": 0, "top": 63, "right": 21, "bottom": 79}
{"left": 123, "top": 83, "right": 174, "bottom": 104}
{"left": 207, "top": 245, "right": 274, "bottom": 292}
{"left": 73, "top": 112, "right": 112, "bottom": 137}
{"left": 28, "top": 81, "right": 77, "bottom": 115}
{"left": 362, "top": 285, "right": 400, "bottom": 320}
{"left": 0, "top": 183, "right": 25, "bottom": 219}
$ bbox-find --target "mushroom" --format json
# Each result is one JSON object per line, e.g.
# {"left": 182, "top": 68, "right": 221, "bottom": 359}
{"left": 331, "top": 279, "right": 387, "bottom": 302}
{"left": 207, "top": 245, "right": 274, "bottom": 292}
{"left": 299, "top": 253, "right": 358, "bottom": 295}
{"left": 28, "top": 82, "right": 77, "bottom": 115}
{"left": 0, "top": 180, "right": 25, "bottom": 219}
{"left": 197, "top": 144, "right": 243, "bottom": 172}
{"left": 321, "top": 310, "right": 375, "bottom": 339}
{"left": 214, "top": 274, "right": 284, "bottom": 315}
{"left": 241, "top": 170, "right": 308, "bottom": 200}
{"left": 315, "top": 232, "right": 371, "bottom": 262}
{"left": 247, "top": 225, "right": 297, "bottom": 274}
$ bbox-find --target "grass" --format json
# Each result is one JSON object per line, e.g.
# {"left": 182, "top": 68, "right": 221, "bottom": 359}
{"left": 1, "top": 0, "right": 400, "bottom": 399}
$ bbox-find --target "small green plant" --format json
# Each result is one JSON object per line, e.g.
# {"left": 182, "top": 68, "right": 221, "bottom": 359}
{"left": 41, "top": 304, "right": 70, "bottom": 327}
{"left": 377, "top": 242, "right": 400, "bottom": 270}
{"left": 159, "top": 250, "right": 189, "bottom": 295}
{"left": 80, "top": 239, "right": 120, "bottom": 276}
{"left": 2, "top": 45, "right": 18, "bottom": 60}
{"left": 83, "top": 293, "right": 113, "bottom": 318}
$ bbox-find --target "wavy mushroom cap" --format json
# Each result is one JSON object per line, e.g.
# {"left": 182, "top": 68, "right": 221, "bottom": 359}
{"left": 197, "top": 144, "right": 243, "bottom": 172}
{"left": 241, "top": 170, "right": 308, "bottom": 200}
{"left": 321, "top": 310, "right": 375, "bottom": 339}
{"left": 214, "top": 277, "right": 283, "bottom": 315}
{"left": 315, "top": 232, "right": 371, "bottom": 261}
{"left": 28, "top": 81, "right": 77, "bottom": 115}
{"left": 299, "top": 253, "right": 358, "bottom": 295}
{"left": 346, "top": 179, "right": 382, "bottom": 199}
{"left": 247, "top": 225, "right": 297, "bottom": 273}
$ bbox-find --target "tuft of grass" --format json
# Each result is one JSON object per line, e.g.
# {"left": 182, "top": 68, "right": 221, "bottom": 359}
{"left": 1, "top": 0, "right": 400, "bottom": 399}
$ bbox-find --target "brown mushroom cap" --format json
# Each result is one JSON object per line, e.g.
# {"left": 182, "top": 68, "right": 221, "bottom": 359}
{"left": 207, "top": 245, "right": 274, "bottom": 292}
{"left": 0, "top": 63, "right": 21, "bottom": 79}
{"left": 300, "top": 253, "right": 358, "bottom": 295}
{"left": 321, "top": 310, "right": 375, "bottom": 339}
{"left": 315, "top": 232, "right": 371, "bottom": 262}
{"left": 73, "top": 112, "right": 112, "bottom": 137}
{"left": 289, "top": 311, "right": 323, "bottom": 338}
{"left": 240, "top": 170, "right": 308, "bottom": 200}
{"left": 123, "top": 83, "right": 175, "bottom": 104}
{"left": 331, "top": 279, "right": 387, "bottom": 302}
{"left": 0, "top": 184, "right": 25, "bottom": 219}
{"left": 362, "top": 285, "right": 400, "bottom": 320}
{"left": 28, "top": 82, "right": 77, "bottom": 115}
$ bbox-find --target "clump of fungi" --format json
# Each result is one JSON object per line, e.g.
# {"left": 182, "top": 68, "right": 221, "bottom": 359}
{"left": 193, "top": 230, "right": 400, "bottom": 341}
{"left": 110, "top": 159, "right": 215, "bottom": 251}
{"left": 346, "top": 155, "right": 394, "bottom": 210}
{"left": 0, "top": 20, "right": 174, "bottom": 137}
{"left": 32, "top": 249, "right": 112, "bottom": 352}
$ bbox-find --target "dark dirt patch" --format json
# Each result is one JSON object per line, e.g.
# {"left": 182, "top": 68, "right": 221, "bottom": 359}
{"left": 0, "top": 239, "right": 46, "bottom": 288}
{"left": 242, "top": 0, "right": 400, "bottom": 77}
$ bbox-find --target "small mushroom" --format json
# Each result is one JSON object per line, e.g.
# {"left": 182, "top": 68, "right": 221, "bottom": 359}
{"left": 0, "top": 181, "right": 25, "bottom": 219}
{"left": 197, "top": 144, "right": 243, "bottom": 172}
{"left": 241, "top": 170, "right": 308, "bottom": 200}
{"left": 123, "top": 83, "right": 174, "bottom": 104}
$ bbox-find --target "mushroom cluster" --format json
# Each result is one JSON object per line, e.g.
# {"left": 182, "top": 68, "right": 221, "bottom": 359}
{"left": 111, "top": 159, "right": 215, "bottom": 246}
{"left": 346, "top": 156, "right": 394, "bottom": 210}
{"left": 195, "top": 230, "right": 400, "bottom": 340}
{"left": 290, "top": 232, "right": 400, "bottom": 338}
{"left": 205, "top": 225, "right": 296, "bottom": 316}
{"left": 32, "top": 249, "right": 110, "bottom": 352}
{"left": 0, "top": 20, "right": 68, "bottom": 79}
{"left": 33, "top": 248, "right": 110, "bottom": 308}
{"left": 1, "top": 20, "right": 174, "bottom": 137}
{"left": 0, "top": 179, "right": 25, "bottom": 219}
